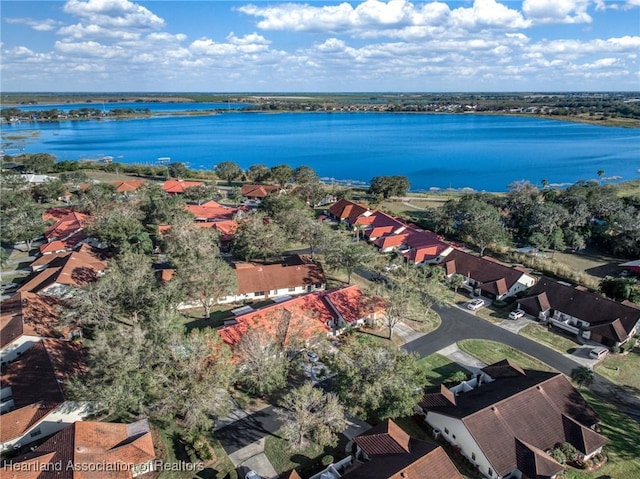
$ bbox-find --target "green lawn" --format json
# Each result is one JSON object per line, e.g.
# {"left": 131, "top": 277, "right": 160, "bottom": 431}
{"left": 264, "top": 430, "right": 346, "bottom": 476}
{"left": 560, "top": 390, "right": 640, "bottom": 479}
{"left": 457, "top": 339, "right": 555, "bottom": 372}
{"left": 594, "top": 349, "right": 640, "bottom": 389}
{"left": 417, "top": 353, "right": 470, "bottom": 387}
{"left": 519, "top": 323, "right": 581, "bottom": 355}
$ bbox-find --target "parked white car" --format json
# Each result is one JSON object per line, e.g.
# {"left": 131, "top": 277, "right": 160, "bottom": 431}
{"left": 245, "top": 471, "right": 261, "bottom": 479}
{"left": 467, "top": 298, "right": 486, "bottom": 311}
{"left": 508, "top": 310, "right": 525, "bottom": 320}
{"left": 589, "top": 346, "right": 609, "bottom": 360}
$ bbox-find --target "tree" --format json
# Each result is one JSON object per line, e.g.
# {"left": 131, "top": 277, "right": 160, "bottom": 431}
{"left": 232, "top": 213, "right": 286, "bottom": 261}
{"left": 246, "top": 164, "right": 271, "bottom": 182}
{"left": 76, "top": 183, "right": 118, "bottom": 215}
{"left": 0, "top": 247, "right": 8, "bottom": 281}
{"left": 0, "top": 203, "right": 46, "bottom": 252}
{"left": 174, "top": 255, "right": 237, "bottom": 318}
{"left": 383, "top": 281, "right": 411, "bottom": 339}
{"left": 162, "top": 222, "right": 220, "bottom": 262}
{"left": 570, "top": 366, "right": 595, "bottom": 390}
{"left": 32, "top": 179, "right": 66, "bottom": 203}
{"left": 214, "top": 161, "right": 242, "bottom": 185}
{"left": 549, "top": 228, "right": 566, "bottom": 258}
{"left": 324, "top": 238, "right": 375, "bottom": 284}
{"left": 280, "top": 382, "right": 346, "bottom": 452}
{"left": 600, "top": 276, "right": 640, "bottom": 303}
{"left": 447, "top": 370, "right": 468, "bottom": 385}
{"left": 235, "top": 328, "right": 289, "bottom": 396}
{"left": 368, "top": 175, "right": 410, "bottom": 199}
{"left": 448, "top": 273, "right": 466, "bottom": 297}
{"left": 297, "top": 217, "right": 334, "bottom": 257}
{"left": 22, "top": 153, "right": 56, "bottom": 173}
{"left": 270, "top": 164, "right": 294, "bottom": 188}
{"left": 168, "top": 162, "right": 189, "bottom": 179}
{"left": 87, "top": 204, "right": 146, "bottom": 251}
{"left": 293, "top": 165, "right": 319, "bottom": 185}
{"left": 181, "top": 184, "right": 220, "bottom": 203}
{"left": 597, "top": 169, "right": 605, "bottom": 184}
{"left": 326, "top": 340, "right": 424, "bottom": 420}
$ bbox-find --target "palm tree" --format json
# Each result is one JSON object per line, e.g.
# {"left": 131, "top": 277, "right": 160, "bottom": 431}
{"left": 597, "top": 169, "right": 605, "bottom": 184}
{"left": 541, "top": 179, "right": 548, "bottom": 189}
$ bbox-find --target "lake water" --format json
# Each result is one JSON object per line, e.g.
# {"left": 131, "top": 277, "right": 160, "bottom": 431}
{"left": 2, "top": 111, "right": 638, "bottom": 191}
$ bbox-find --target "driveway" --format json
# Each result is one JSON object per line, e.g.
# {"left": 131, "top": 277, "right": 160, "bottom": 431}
{"left": 404, "top": 303, "right": 640, "bottom": 422}
{"left": 216, "top": 406, "right": 283, "bottom": 455}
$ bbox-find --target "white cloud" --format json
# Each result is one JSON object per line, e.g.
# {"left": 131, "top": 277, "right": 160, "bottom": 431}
{"left": 55, "top": 40, "right": 128, "bottom": 58}
{"left": 522, "top": 0, "right": 592, "bottom": 24}
{"left": 450, "top": 0, "right": 530, "bottom": 30}
{"left": 5, "top": 17, "right": 60, "bottom": 31}
{"left": 594, "top": 0, "right": 640, "bottom": 10}
{"left": 63, "top": 0, "right": 165, "bottom": 30}
{"left": 189, "top": 33, "right": 272, "bottom": 56}
{"left": 58, "top": 23, "right": 141, "bottom": 40}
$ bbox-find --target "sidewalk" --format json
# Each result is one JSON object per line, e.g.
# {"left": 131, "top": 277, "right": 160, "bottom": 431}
{"left": 437, "top": 343, "right": 487, "bottom": 373}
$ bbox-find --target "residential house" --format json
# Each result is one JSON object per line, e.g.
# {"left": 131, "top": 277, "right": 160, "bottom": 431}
{"left": 1, "top": 419, "right": 156, "bottom": 478}
{"left": 353, "top": 210, "right": 407, "bottom": 242}
{"left": 185, "top": 200, "right": 241, "bottom": 222}
{"left": 327, "top": 199, "right": 372, "bottom": 225}
{"left": 112, "top": 179, "right": 146, "bottom": 193}
{"left": 240, "top": 184, "right": 280, "bottom": 200}
{"left": 218, "top": 285, "right": 386, "bottom": 345}
{"left": 0, "top": 339, "right": 91, "bottom": 452}
{"left": 340, "top": 419, "right": 464, "bottom": 479}
{"left": 442, "top": 250, "right": 536, "bottom": 300}
{"left": 371, "top": 228, "right": 453, "bottom": 265}
{"left": 517, "top": 277, "right": 640, "bottom": 347}
{"left": 18, "top": 245, "right": 107, "bottom": 297}
{"left": 40, "top": 209, "right": 90, "bottom": 255}
{"left": 161, "top": 179, "right": 204, "bottom": 195}
{"left": 418, "top": 360, "right": 609, "bottom": 479}
{"left": 218, "top": 255, "right": 326, "bottom": 304}
{"left": 0, "top": 292, "right": 78, "bottom": 364}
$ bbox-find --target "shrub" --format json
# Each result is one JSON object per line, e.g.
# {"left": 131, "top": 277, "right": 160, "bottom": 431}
{"left": 550, "top": 448, "right": 566, "bottom": 465}
{"left": 610, "top": 346, "right": 621, "bottom": 354}
{"left": 321, "top": 455, "right": 334, "bottom": 466}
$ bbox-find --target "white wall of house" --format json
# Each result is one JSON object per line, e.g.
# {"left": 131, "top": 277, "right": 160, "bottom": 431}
{"left": 219, "top": 284, "right": 324, "bottom": 304}
{"left": 503, "top": 274, "right": 536, "bottom": 299}
{"left": 0, "top": 401, "right": 91, "bottom": 451}
{"left": 0, "top": 335, "right": 42, "bottom": 365}
{"left": 425, "top": 412, "right": 497, "bottom": 479}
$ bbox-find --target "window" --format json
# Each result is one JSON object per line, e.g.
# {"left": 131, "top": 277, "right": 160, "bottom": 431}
{"left": 30, "top": 428, "right": 42, "bottom": 438}
{"left": 444, "top": 428, "right": 449, "bottom": 435}
{"left": 288, "top": 287, "right": 296, "bottom": 292}
{"left": 452, "top": 434, "right": 456, "bottom": 439}
{"left": 488, "top": 468, "right": 493, "bottom": 477}
{"left": 472, "top": 453, "right": 476, "bottom": 461}
{"left": 254, "top": 291, "right": 264, "bottom": 297}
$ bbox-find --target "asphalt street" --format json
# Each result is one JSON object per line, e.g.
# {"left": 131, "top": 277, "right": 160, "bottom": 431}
{"left": 404, "top": 303, "right": 640, "bottom": 421}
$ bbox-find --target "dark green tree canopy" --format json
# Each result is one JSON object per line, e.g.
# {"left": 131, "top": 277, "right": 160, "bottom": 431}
{"left": 215, "top": 161, "right": 243, "bottom": 184}
{"left": 368, "top": 175, "right": 410, "bottom": 199}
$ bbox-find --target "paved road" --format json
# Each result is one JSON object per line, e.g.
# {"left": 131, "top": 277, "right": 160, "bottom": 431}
{"left": 216, "top": 406, "right": 283, "bottom": 455}
{"left": 404, "top": 303, "right": 640, "bottom": 422}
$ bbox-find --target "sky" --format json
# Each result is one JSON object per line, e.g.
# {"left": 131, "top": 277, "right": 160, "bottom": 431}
{"left": 1, "top": 0, "right": 639, "bottom": 92}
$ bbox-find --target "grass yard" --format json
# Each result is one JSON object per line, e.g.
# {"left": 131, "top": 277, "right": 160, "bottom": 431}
{"left": 417, "top": 353, "right": 471, "bottom": 387}
{"left": 559, "top": 390, "right": 640, "bottom": 479}
{"left": 264, "top": 430, "right": 347, "bottom": 477}
{"left": 519, "top": 323, "right": 582, "bottom": 355}
{"left": 403, "top": 310, "right": 442, "bottom": 335}
{"left": 457, "top": 339, "right": 555, "bottom": 372}
{"left": 594, "top": 349, "right": 640, "bottom": 389}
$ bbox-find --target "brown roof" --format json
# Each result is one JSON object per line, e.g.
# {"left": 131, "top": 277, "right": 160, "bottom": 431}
{"left": 480, "top": 359, "right": 525, "bottom": 378}
{"left": 18, "top": 247, "right": 107, "bottom": 294}
{"left": 278, "top": 471, "right": 302, "bottom": 479}
{"left": 422, "top": 364, "right": 607, "bottom": 477}
{"left": 234, "top": 255, "right": 325, "bottom": 295}
{"left": 185, "top": 200, "right": 240, "bottom": 221}
{"left": 419, "top": 384, "right": 457, "bottom": 409}
{"left": 240, "top": 184, "right": 280, "bottom": 198}
{"left": 1, "top": 340, "right": 86, "bottom": 442}
{"left": 2, "top": 419, "right": 155, "bottom": 479}
{"left": 0, "top": 293, "right": 66, "bottom": 348}
{"left": 344, "top": 420, "right": 463, "bottom": 479}
{"left": 162, "top": 180, "right": 203, "bottom": 194}
{"left": 356, "top": 419, "right": 410, "bottom": 455}
{"left": 443, "top": 250, "right": 531, "bottom": 295}
{"left": 328, "top": 199, "right": 370, "bottom": 224}
{"left": 518, "top": 277, "right": 640, "bottom": 343}
{"left": 112, "top": 179, "right": 146, "bottom": 192}
{"left": 323, "top": 285, "right": 386, "bottom": 324}
{"left": 515, "top": 438, "right": 564, "bottom": 479}
{"left": 44, "top": 211, "right": 88, "bottom": 241}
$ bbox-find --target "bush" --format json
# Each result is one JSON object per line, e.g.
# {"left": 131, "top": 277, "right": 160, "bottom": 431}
{"left": 321, "top": 455, "right": 334, "bottom": 466}
{"left": 610, "top": 346, "right": 621, "bottom": 354}
{"left": 550, "top": 448, "right": 567, "bottom": 465}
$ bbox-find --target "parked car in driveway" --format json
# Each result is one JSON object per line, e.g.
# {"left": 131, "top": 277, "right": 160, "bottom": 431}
{"left": 508, "top": 309, "right": 525, "bottom": 320}
{"left": 467, "top": 298, "right": 486, "bottom": 311}
{"left": 589, "top": 346, "right": 609, "bottom": 360}
{"left": 245, "top": 471, "right": 261, "bottom": 479}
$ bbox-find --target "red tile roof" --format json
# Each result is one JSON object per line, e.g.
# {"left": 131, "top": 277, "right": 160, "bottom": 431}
{"left": 185, "top": 200, "right": 239, "bottom": 221}
{"left": 218, "top": 285, "right": 380, "bottom": 346}
{"left": 2, "top": 419, "right": 155, "bottom": 479}
{"left": 328, "top": 199, "right": 371, "bottom": 224}
{"left": 18, "top": 247, "right": 107, "bottom": 294}
{"left": 1, "top": 340, "right": 86, "bottom": 443}
{"left": 161, "top": 180, "right": 204, "bottom": 194}
{"left": 0, "top": 293, "right": 67, "bottom": 348}
{"left": 358, "top": 211, "right": 406, "bottom": 240}
{"left": 44, "top": 211, "right": 88, "bottom": 241}
{"left": 40, "top": 231, "right": 87, "bottom": 255}
{"left": 356, "top": 420, "right": 410, "bottom": 455}
{"left": 240, "top": 184, "right": 280, "bottom": 198}
{"left": 324, "top": 285, "right": 386, "bottom": 324}
{"left": 218, "top": 292, "right": 334, "bottom": 346}
{"left": 233, "top": 255, "right": 325, "bottom": 295}
{"left": 112, "top": 179, "right": 146, "bottom": 192}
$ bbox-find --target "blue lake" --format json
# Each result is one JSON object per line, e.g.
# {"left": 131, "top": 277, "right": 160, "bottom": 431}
{"left": 2, "top": 112, "right": 639, "bottom": 191}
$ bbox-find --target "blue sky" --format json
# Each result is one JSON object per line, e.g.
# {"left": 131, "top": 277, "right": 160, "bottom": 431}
{"left": 1, "top": 0, "right": 639, "bottom": 92}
